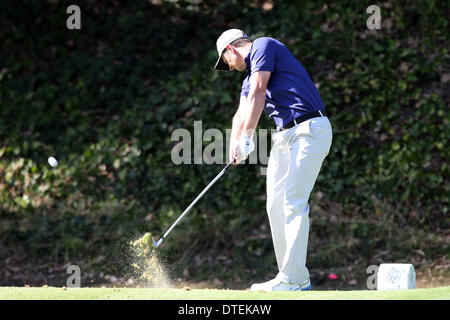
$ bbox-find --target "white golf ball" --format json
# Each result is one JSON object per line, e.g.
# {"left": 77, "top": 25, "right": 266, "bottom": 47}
{"left": 48, "top": 156, "right": 58, "bottom": 168}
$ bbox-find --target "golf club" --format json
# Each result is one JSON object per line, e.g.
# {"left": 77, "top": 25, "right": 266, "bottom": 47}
{"left": 153, "top": 160, "right": 234, "bottom": 248}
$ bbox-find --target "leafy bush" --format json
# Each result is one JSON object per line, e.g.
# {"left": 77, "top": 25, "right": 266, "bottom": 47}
{"left": 0, "top": 0, "right": 447, "bottom": 286}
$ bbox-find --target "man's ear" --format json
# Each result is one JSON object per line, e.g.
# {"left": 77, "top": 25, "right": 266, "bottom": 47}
{"left": 225, "top": 44, "right": 234, "bottom": 53}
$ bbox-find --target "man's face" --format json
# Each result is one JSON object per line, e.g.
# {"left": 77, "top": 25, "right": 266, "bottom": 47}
{"left": 222, "top": 46, "right": 246, "bottom": 72}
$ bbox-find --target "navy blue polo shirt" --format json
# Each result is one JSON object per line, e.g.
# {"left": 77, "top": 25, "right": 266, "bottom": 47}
{"left": 240, "top": 37, "right": 325, "bottom": 131}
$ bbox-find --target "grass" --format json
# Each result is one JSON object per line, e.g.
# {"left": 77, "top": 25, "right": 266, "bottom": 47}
{"left": 0, "top": 286, "right": 449, "bottom": 300}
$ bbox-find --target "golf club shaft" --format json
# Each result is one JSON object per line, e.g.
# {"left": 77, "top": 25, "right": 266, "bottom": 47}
{"left": 156, "top": 161, "right": 234, "bottom": 247}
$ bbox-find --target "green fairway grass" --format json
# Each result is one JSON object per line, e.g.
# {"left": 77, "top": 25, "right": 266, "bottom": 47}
{"left": 0, "top": 286, "right": 449, "bottom": 300}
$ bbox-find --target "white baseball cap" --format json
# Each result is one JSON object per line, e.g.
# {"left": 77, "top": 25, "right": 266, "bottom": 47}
{"left": 214, "top": 29, "right": 249, "bottom": 71}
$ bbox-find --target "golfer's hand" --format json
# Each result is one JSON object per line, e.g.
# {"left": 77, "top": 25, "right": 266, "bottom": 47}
{"left": 233, "top": 135, "right": 255, "bottom": 165}
{"left": 229, "top": 140, "right": 240, "bottom": 165}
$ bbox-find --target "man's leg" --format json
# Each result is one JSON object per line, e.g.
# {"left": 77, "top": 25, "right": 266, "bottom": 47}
{"left": 250, "top": 136, "right": 294, "bottom": 292}
{"left": 265, "top": 140, "right": 289, "bottom": 271}
{"left": 251, "top": 117, "right": 332, "bottom": 291}
{"left": 277, "top": 117, "right": 332, "bottom": 284}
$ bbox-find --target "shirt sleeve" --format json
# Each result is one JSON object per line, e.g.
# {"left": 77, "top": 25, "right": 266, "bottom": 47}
{"left": 240, "top": 75, "right": 250, "bottom": 97}
{"left": 250, "top": 38, "right": 276, "bottom": 74}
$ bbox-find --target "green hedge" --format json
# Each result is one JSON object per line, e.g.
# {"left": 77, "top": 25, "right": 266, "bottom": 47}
{"left": 0, "top": 0, "right": 448, "bottom": 285}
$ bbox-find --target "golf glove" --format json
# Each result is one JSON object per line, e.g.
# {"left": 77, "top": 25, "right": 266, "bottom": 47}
{"left": 236, "top": 134, "right": 255, "bottom": 162}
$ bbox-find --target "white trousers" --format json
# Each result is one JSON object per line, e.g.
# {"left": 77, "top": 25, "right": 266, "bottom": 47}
{"left": 266, "top": 116, "right": 332, "bottom": 284}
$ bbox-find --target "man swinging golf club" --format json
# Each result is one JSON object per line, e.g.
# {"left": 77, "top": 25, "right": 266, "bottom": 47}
{"left": 214, "top": 29, "right": 333, "bottom": 291}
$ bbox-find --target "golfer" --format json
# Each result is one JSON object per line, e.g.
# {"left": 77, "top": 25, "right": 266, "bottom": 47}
{"left": 214, "top": 29, "right": 333, "bottom": 291}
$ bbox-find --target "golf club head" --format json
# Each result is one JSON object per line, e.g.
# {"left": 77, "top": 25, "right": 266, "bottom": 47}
{"left": 153, "top": 237, "right": 164, "bottom": 248}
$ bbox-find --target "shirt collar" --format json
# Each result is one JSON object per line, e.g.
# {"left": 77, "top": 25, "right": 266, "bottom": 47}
{"left": 244, "top": 43, "right": 253, "bottom": 71}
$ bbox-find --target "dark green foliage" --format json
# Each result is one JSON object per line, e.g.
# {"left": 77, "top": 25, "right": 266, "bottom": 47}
{"left": 0, "top": 0, "right": 448, "bottom": 286}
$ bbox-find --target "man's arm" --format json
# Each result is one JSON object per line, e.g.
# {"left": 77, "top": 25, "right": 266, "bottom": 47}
{"left": 229, "top": 95, "right": 247, "bottom": 162}
{"left": 230, "top": 71, "right": 271, "bottom": 164}
{"left": 242, "top": 71, "right": 271, "bottom": 136}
